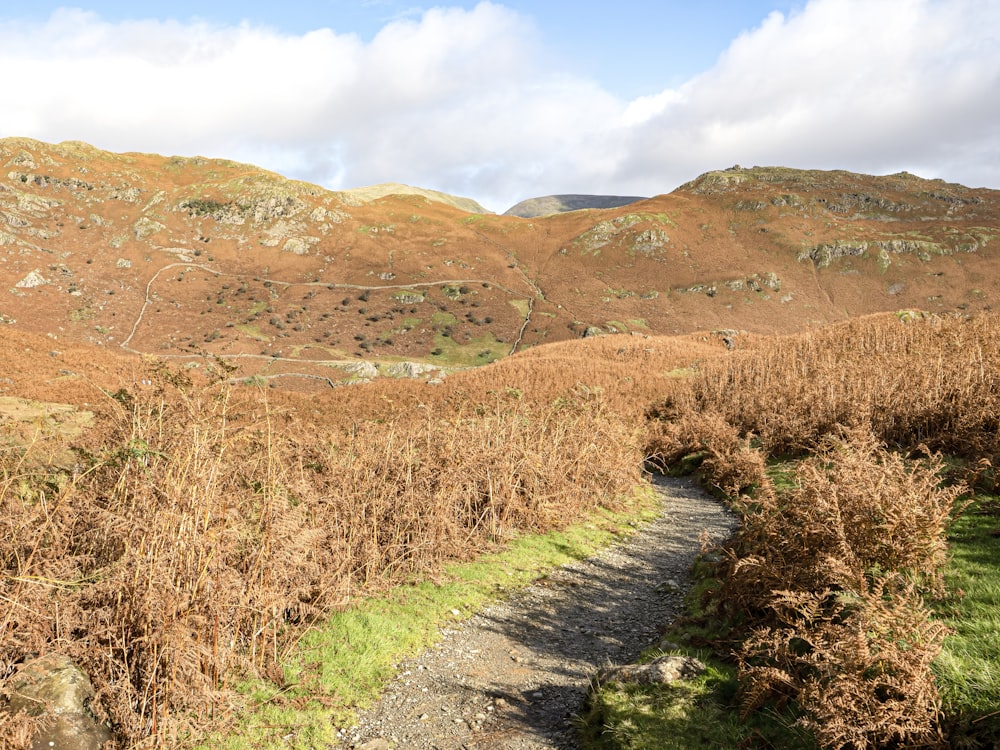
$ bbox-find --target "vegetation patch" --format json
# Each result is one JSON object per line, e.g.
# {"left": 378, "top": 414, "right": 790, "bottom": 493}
{"left": 509, "top": 298, "right": 531, "bottom": 320}
{"left": 430, "top": 331, "right": 507, "bottom": 365}
{"left": 635, "top": 312, "right": 1000, "bottom": 748}
{"left": 934, "top": 494, "right": 1000, "bottom": 747}
{"left": 430, "top": 310, "right": 458, "bottom": 327}
{"left": 0, "top": 396, "right": 93, "bottom": 445}
{"left": 579, "top": 652, "right": 810, "bottom": 750}
{"left": 69, "top": 306, "right": 95, "bottom": 322}
{"left": 236, "top": 323, "right": 270, "bottom": 341}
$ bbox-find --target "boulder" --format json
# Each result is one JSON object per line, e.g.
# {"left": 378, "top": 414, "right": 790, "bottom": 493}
{"left": 3, "top": 653, "right": 114, "bottom": 750}
{"left": 379, "top": 361, "right": 439, "bottom": 379}
{"left": 598, "top": 654, "right": 706, "bottom": 686}
{"left": 15, "top": 270, "right": 48, "bottom": 289}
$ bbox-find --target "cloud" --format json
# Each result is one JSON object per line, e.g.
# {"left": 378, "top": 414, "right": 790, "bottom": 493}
{"left": 1, "top": 3, "right": 627, "bottom": 209}
{"left": 616, "top": 0, "right": 1000, "bottom": 193}
{"left": 1, "top": 0, "right": 998, "bottom": 211}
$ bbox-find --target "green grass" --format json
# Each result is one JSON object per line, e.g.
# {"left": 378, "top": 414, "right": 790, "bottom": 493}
{"left": 236, "top": 324, "right": 270, "bottom": 341}
{"left": 430, "top": 310, "right": 457, "bottom": 327}
{"left": 429, "top": 331, "right": 508, "bottom": 366}
{"left": 934, "top": 494, "right": 1000, "bottom": 747}
{"left": 198, "top": 488, "right": 660, "bottom": 749}
{"left": 577, "top": 652, "right": 811, "bottom": 750}
{"left": 509, "top": 299, "right": 531, "bottom": 320}
{"left": 577, "top": 536, "right": 812, "bottom": 750}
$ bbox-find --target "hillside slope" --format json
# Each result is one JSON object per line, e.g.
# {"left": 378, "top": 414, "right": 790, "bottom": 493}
{"left": 1, "top": 139, "right": 997, "bottom": 391}
{"left": 343, "top": 182, "right": 490, "bottom": 214}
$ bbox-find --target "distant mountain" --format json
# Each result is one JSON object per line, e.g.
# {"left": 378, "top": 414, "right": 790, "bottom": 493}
{"left": 343, "top": 182, "right": 491, "bottom": 214}
{"left": 504, "top": 194, "right": 648, "bottom": 218}
{"left": 1, "top": 138, "right": 998, "bottom": 395}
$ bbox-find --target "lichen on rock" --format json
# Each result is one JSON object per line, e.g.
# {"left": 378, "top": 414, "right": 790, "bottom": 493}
{"left": 3, "top": 653, "right": 114, "bottom": 750}
{"left": 133, "top": 216, "right": 165, "bottom": 240}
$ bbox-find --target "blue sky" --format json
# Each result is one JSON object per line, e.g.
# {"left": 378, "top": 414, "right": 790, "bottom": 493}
{"left": 1, "top": 1, "right": 997, "bottom": 211}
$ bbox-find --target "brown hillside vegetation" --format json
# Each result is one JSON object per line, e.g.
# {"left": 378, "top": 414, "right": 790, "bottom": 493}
{"left": 1, "top": 138, "right": 998, "bottom": 389}
{"left": 3, "top": 310, "right": 999, "bottom": 748}
{"left": 3, "top": 137, "right": 1000, "bottom": 748}
{"left": 646, "top": 310, "right": 1000, "bottom": 748}
{"left": 0, "top": 322, "right": 726, "bottom": 746}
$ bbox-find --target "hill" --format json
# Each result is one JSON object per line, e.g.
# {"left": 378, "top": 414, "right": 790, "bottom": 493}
{"left": 503, "top": 193, "right": 648, "bottom": 217}
{"left": 1, "top": 139, "right": 998, "bottom": 392}
{"left": 342, "top": 182, "right": 490, "bottom": 214}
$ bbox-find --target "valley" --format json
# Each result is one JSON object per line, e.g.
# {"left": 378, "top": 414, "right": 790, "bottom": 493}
{"left": 2, "top": 139, "right": 1000, "bottom": 750}
{"left": 2, "top": 138, "right": 997, "bottom": 397}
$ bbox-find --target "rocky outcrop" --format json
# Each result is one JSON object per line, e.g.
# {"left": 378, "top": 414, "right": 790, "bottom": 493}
{"left": 573, "top": 214, "right": 645, "bottom": 254}
{"left": 343, "top": 361, "right": 379, "bottom": 380}
{"left": 132, "top": 216, "right": 165, "bottom": 240}
{"left": 598, "top": 654, "right": 706, "bottom": 686}
{"left": 282, "top": 236, "right": 319, "bottom": 255}
{"left": 2, "top": 653, "right": 114, "bottom": 750}
{"left": 800, "top": 238, "right": 953, "bottom": 268}
{"left": 631, "top": 228, "right": 670, "bottom": 256}
{"left": 15, "top": 270, "right": 49, "bottom": 289}
{"left": 379, "top": 361, "right": 441, "bottom": 379}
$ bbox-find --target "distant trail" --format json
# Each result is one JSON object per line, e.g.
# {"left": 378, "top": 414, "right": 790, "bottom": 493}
{"left": 118, "top": 259, "right": 532, "bottom": 372}
{"left": 471, "top": 229, "right": 544, "bottom": 355}
{"left": 509, "top": 297, "right": 534, "bottom": 356}
{"left": 346, "top": 476, "right": 736, "bottom": 750}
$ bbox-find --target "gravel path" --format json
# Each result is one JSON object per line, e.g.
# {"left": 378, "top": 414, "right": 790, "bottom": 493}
{"left": 343, "top": 475, "right": 736, "bottom": 750}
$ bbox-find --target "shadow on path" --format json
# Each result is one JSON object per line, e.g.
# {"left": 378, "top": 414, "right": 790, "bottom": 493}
{"left": 348, "top": 475, "right": 736, "bottom": 749}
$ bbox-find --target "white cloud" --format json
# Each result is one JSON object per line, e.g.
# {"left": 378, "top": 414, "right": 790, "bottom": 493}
{"left": 1, "top": 0, "right": 998, "bottom": 211}
{"left": 615, "top": 0, "right": 1000, "bottom": 193}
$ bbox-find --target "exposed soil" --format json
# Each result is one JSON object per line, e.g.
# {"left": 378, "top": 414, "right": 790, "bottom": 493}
{"left": 342, "top": 475, "right": 737, "bottom": 749}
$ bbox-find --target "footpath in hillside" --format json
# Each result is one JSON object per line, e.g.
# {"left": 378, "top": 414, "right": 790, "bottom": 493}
{"left": 343, "top": 474, "right": 737, "bottom": 750}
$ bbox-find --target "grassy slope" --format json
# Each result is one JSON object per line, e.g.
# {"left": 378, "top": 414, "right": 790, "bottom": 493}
{"left": 935, "top": 495, "right": 1000, "bottom": 746}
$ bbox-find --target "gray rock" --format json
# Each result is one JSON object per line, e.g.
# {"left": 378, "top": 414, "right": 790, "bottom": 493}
{"left": 599, "top": 654, "right": 706, "bottom": 686}
{"left": 15, "top": 270, "right": 48, "bottom": 289}
{"left": 655, "top": 578, "right": 681, "bottom": 594}
{"left": 132, "top": 216, "right": 165, "bottom": 240}
{"left": 379, "top": 361, "right": 439, "bottom": 379}
{"left": 344, "top": 361, "right": 378, "bottom": 379}
{"left": 3, "top": 653, "right": 114, "bottom": 750}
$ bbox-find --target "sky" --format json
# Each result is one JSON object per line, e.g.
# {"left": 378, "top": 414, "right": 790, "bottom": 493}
{"left": 1, "top": 0, "right": 998, "bottom": 212}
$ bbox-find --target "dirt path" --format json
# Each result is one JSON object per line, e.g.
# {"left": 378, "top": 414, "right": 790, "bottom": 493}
{"left": 342, "top": 475, "right": 736, "bottom": 749}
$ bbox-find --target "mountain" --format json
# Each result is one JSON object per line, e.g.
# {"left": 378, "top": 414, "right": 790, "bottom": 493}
{"left": 1, "top": 139, "right": 998, "bottom": 393}
{"left": 504, "top": 194, "right": 647, "bottom": 218}
{"left": 343, "top": 182, "right": 491, "bottom": 214}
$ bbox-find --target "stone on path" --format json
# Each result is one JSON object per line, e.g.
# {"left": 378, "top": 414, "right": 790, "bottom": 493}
{"left": 598, "top": 654, "right": 707, "bottom": 686}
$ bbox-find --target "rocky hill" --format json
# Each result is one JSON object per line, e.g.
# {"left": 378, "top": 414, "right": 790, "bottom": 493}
{"left": 1, "top": 139, "right": 998, "bottom": 393}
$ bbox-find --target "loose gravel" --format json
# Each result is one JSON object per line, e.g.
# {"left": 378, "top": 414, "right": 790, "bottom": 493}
{"left": 343, "top": 474, "right": 736, "bottom": 750}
